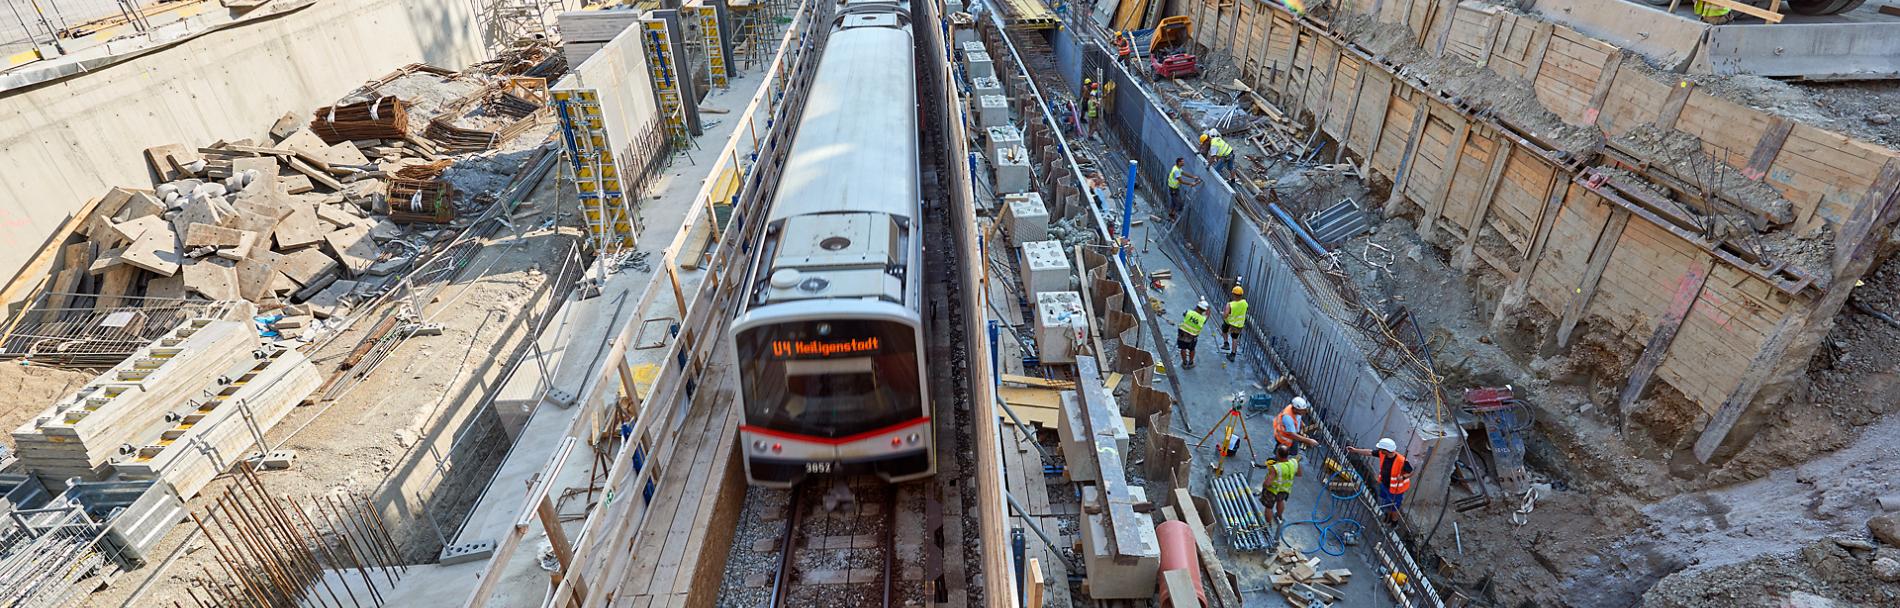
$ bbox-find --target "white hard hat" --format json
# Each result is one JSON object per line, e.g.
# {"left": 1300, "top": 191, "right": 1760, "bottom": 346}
{"left": 1204, "top": 128, "right": 1217, "bottom": 137}
{"left": 1196, "top": 300, "right": 1209, "bottom": 310}
{"left": 1376, "top": 438, "right": 1398, "bottom": 452}
{"left": 1291, "top": 396, "right": 1310, "bottom": 411}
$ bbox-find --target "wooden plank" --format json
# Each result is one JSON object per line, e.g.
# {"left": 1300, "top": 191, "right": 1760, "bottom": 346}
{"left": 1695, "top": 0, "right": 1784, "bottom": 22}
{"left": 1458, "top": 139, "right": 1514, "bottom": 271}
{"left": 1027, "top": 559, "right": 1046, "bottom": 608}
{"left": 1741, "top": 118, "right": 1794, "bottom": 182}
{"left": 1420, "top": 117, "right": 1473, "bottom": 238}
{"left": 1490, "top": 173, "right": 1569, "bottom": 332}
{"left": 0, "top": 195, "right": 105, "bottom": 316}
{"left": 1580, "top": 52, "right": 1625, "bottom": 125}
{"left": 1475, "top": 12, "right": 1504, "bottom": 68}
{"left": 1556, "top": 207, "right": 1630, "bottom": 347}
{"left": 1616, "top": 258, "right": 1714, "bottom": 432}
{"left": 1173, "top": 488, "right": 1241, "bottom": 608}
{"left": 1524, "top": 23, "right": 1554, "bottom": 85}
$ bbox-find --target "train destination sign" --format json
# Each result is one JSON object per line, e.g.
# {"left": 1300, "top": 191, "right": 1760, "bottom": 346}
{"left": 770, "top": 337, "right": 880, "bottom": 358}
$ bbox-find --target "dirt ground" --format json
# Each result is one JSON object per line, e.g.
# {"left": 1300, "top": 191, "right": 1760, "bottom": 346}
{"left": 0, "top": 364, "right": 98, "bottom": 451}
{"left": 1328, "top": 213, "right": 1900, "bottom": 606}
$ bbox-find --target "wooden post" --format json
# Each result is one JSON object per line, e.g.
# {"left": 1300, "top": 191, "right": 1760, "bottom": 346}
{"left": 1419, "top": 117, "right": 1473, "bottom": 239}
{"left": 1617, "top": 259, "right": 1714, "bottom": 433}
{"left": 1026, "top": 558, "right": 1045, "bottom": 608}
{"left": 1382, "top": 103, "right": 1432, "bottom": 217}
{"left": 1555, "top": 206, "right": 1630, "bottom": 347}
{"left": 1489, "top": 170, "right": 1568, "bottom": 335}
{"left": 1457, "top": 137, "right": 1513, "bottom": 271}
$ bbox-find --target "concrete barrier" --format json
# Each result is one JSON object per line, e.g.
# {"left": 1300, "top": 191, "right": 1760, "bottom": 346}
{"left": 0, "top": 0, "right": 483, "bottom": 289}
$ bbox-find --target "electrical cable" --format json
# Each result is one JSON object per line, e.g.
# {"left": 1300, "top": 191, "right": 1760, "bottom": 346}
{"left": 1277, "top": 466, "right": 1366, "bottom": 557}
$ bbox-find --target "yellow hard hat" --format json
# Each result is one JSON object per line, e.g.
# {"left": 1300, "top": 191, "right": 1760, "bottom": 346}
{"left": 1231, "top": 285, "right": 1244, "bottom": 296}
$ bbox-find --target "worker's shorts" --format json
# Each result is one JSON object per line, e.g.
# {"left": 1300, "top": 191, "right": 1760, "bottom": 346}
{"left": 1261, "top": 490, "right": 1289, "bottom": 506}
{"left": 1377, "top": 487, "right": 1405, "bottom": 513}
{"left": 1224, "top": 324, "right": 1243, "bottom": 338}
{"left": 1176, "top": 332, "right": 1198, "bottom": 351}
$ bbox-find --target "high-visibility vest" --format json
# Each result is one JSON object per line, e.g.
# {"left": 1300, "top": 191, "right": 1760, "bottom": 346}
{"left": 1087, "top": 98, "right": 1100, "bottom": 118}
{"left": 1381, "top": 451, "right": 1412, "bottom": 495}
{"left": 1272, "top": 404, "right": 1302, "bottom": 447}
{"left": 1168, "top": 165, "right": 1185, "bottom": 189}
{"left": 1180, "top": 310, "right": 1207, "bottom": 335}
{"left": 1210, "top": 136, "right": 1234, "bottom": 158}
{"left": 1693, "top": 0, "right": 1730, "bottom": 17}
{"left": 1265, "top": 459, "right": 1299, "bottom": 494}
{"left": 1225, "top": 299, "right": 1248, "bottom": 328}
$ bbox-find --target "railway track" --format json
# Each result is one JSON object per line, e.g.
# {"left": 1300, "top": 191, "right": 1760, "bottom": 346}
{"left": 766, "top": 477, "right": 918, "bottom": 608}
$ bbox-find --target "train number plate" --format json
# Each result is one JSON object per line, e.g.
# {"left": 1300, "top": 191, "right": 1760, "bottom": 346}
{"left": 806, "top": 461, "right": 834, "bottom": 474}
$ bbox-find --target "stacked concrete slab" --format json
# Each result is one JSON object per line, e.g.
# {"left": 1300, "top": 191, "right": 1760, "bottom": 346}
{"left": 11, "top": 319, "right": 259, "bottom": 483}
{"left": 114, "top": 349, "right": 320, "bottom": 499}
{"left": 1035, "top": 291, "right": 1085, "bottom": 364}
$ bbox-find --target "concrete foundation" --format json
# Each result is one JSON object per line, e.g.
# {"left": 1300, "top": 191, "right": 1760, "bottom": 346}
{"left": 976, "top": 94, "right": 1010, "bottom": 128}
{"left": 993, "top": 145, "right": 1032, "bottom": 193}
{"left": 1035, "top": 291, "right": 1085, "bottom": 364}
{"left": 986, "top": 125, "right": 1024, "bottom": 162}
{"left": 1079, "top": 485, "right": 1160, "bottom": 599}
{"left": 1020, "top": 239, "right": 1069, "bottom": 298}
{"left": 971, "top": 75, "right": 1003, "bottom": 100}
{"left": 1004, "top": 192, "right": 1049, "bottom": 245}
{"left": 0, "top": 0, "right": 483, "bottom": 289}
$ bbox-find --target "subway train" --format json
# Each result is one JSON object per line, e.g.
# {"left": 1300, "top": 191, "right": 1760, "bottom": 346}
{"left": 729, "top": 0, "right": 936, "bottom": 488}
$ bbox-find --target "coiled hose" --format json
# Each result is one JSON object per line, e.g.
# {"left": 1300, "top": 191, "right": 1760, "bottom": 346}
{"left": 1277, "top": 465, "right": 1366, "bottom": 556}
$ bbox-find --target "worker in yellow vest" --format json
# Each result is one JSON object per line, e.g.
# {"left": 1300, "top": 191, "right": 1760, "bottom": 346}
{"left": 1254, "top": 444, "right": 1301, "bottom": 522}
{"left": 1208, "top": 135, "right": 1236, "bottom": 176}
{"left": 1693, "top": 0, "right": 1732, "bottom": 24}
{"left": 1167, "top": 157, "right": 1201, "bottom": 217}
{"left": 1221, "top": 284, "right": 1248, "bottom": 358}
{"left": 1177, "top": 300, "right": 1209, "bottom": 368}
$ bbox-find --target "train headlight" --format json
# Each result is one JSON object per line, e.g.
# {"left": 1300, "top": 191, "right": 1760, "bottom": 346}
{"left": 907, "top": 433, "right": 920, "bottom": 445}
{"left": 816, "top": 323, "right": 832, "bottom": 336}
{"left": 752, "top": 440, "right": 768, "bottom": 452}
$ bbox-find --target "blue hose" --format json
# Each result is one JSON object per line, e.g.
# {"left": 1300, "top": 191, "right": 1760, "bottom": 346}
{"left": 1277, "top": 468, "right": 1365, "bottom": 556}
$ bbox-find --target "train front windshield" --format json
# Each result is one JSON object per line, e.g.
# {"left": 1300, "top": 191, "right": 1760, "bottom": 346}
{"left": 736, "top": 319, "right": 921, "bottom": 438}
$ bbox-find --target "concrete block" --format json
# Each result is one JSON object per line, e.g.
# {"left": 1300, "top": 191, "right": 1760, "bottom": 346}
{"left": 964, "top": 51, "right": 995, "bottom": 80}
{"left": 1020, "top": 240, "right": 1070, "bottom": 297}
{"left": 1079, "top": 485, "right": 1160, "bottom": 599}
{"left": 1036, "top": 291, "right": 1085, "bottom": 364}
{"left": 953, "top": 24, "right": 979, "bottom": 48}
{"left": 1059, "top": 391, "right": 1094, "bottom": 482}
{"left": 439, "top": 540, "right": 497, "bottom": 565}
{"left": 986, "top": 125, "right": 1023, "bottom": 163}
{"left": 305, "top": 279, "right": 360, "bottom": 319}
{"left": 184, "top": 223, "right": 247, "bottom": 249}
{"left": 120, "top": 225, "right": 182, "bottom": 276}
{"left": 273, "top": 204, "right": 325, "bottom": 249}
{"left": 103, "top": 215, "right": 168, "bottom": 248}
{"left": 259, "top": 450, "right": 295, "bottom": 470}
{"left": 323, "top": 224, "right": 377, "bottom": 276}
{"left": 234, "top": 257, "right": 276, "bottom": 302}
{"left": 182, "top": 258, "right": 240, "bottom": 301}
{"left": 961, "top": 41, "right": 986, "bottom": 56}
{"left": 230, "top": 156, "right": 281, "bottom": 188}
{"left": 976, "top": 95, "right": 1010, "bottom": 129}
{"left": 270, "top": 247, "right": 339, "bottom": 287}
{"left": 993, "top": 145, "right": 1032, "bottom": 194}
{"left": 1005, "top": 193, "right": 1050, "bottom": 245}
{"left": 971, "top": 76, "right": 1002, "bottom": 102}
{"left": 147, "top": 274, "right": 187, "bottom": 300}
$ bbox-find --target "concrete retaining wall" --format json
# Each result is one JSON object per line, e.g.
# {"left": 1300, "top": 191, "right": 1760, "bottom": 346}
{"left": 0, "top": 0, "right": 483, "bottom": 287}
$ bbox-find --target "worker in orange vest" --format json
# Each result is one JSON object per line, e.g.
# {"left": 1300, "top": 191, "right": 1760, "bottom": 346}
{"left": 1272, "top": 396, "right": 1319, "bottom": 454}
{"left": 1347, "top": 438, "right": 1413, "bottom": 526}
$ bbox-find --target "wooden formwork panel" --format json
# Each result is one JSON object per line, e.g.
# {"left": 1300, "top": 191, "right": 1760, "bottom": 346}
{"left": 1323, "top": 54, "right": 1364, "bottom": 141}
{"left": 1527, "top": 185, "right": 1611, "bottom": 310}
{"left": 1485, "top": 17, "right": 1542, "bottom": 80}
{"left": 1347, "top": 71, "right": 1394, "bottom": 159}
{"left": 1289, "top": 31, "right": 1318, "bottom": 114}
{"left": 1234, "top": 1, "right": 1256, "bottom": 78}
{"left": 1190, "top": 0, "right": 1217, "bottom": 51}
{"left": 1404, "top": 109, "right": 1458, "bottom": 203}
{"left": 1658, "top": 264, "right": 1794, "bottom": 412}
{"left": 1370, "top": 91, "right": 1421, "bottom": 177}
{"left": 1589, "top": 219, "right": 1711, "bottom": 338}
{"left": 1593, "top": 64, "right": 1668, "bottom": 137}
{"left": 1488, "top": 145, "right": 1557, "bottom": 254}
{"left": 1676, "top": 92, "right": 1774, "bottom": 169}
{"left": 1265, "top": 14, "right": 1296, "bottom": 93}
{"left": 1300, "top": 38, "right": 1339, "bottom": 120}
{"left": 1442, "top": 5, "right": 1496, "bottom": 64}
{"left": 1440, "top": 131, "right": 1499, "bottom": 236}
{"left": 1768, "top": 126, "right": 1896, "bottom": 229}
{"left": 1249, "top": 2, "right": 1273, "bottom": 90}
{"left": 1531, "top": 28, "right": 1614, "bottom": 126}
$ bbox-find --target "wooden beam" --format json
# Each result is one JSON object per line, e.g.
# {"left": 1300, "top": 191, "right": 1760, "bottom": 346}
{"left": 1581, "top": 52, "right": 1626, "bottom": 126}
{"left": 1524, "top": 23, "right": 1554, "bottom": 85}
{"left": 1556, "top": 207, "right": 1630, "bottom": 347}
{"left": 1696, "top": 160, "right": 1900, "bottom": 462}
{"left": 1490, "top": 171, "right": 1568, "bottom": 334}
{"left": 1457, "top": 138, "right": 1513, "bottom": 271}
{"left": 1741, "top": 118, "right": 1794, "bottom": 182}
{"left": 1382, "top": 103, "right": 1433, "bottom": 217}
{"left": 1656, "top": 80, "right": 1695, "bottom": 131}
{"left": 1475, "top": 14, "right": 1504, "bottom": 69}
{"left": 1173, "top": 488, "right": 1241, "bottom": 608}
{"left": 1617, "top": 258, "right": 1714, "bottom": 433}
{"left": 1419, "top": 117, "right": 1473, "bottom": 239}
{"left": 1027, "top": 558, "right": 1045, "bottom": 608}
{"left": 0, "top": 195, "right": 104, "bottom": 317}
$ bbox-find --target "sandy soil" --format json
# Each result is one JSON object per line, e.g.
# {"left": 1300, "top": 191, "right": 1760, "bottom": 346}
{"left": 0, "top": 364, "right": 97, "bottom": 450}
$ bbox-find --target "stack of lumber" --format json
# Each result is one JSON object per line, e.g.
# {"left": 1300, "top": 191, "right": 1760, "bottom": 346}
{"left": 10, "top": 319, "right": 259, "bottom": 483}
{"left": 1268, "top": 545, "right": 1353, "bottom": 607}
{"left": 309, "top": 96, "right": 412, "bottom": 143}
{"left": 114, "top": 348, "right": 321, "bottom": 498}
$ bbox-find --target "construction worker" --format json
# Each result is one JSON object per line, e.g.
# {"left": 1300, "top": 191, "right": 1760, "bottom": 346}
{"left": 1692, "top": 0, "right": 1733, "bottom": 24}
{"left": 1167, "top": 157, "right": 1201, "bottom": 216}
{"left": 1177, "top": 300, "right": 1209, "bottom": 368}
{"left": 1198, "top": 128, "right": 1217, "bottom": 156}
{"left": 1347, "top": 438, "right": 1413, "bottom": 526}
{"left": 1272, "top": 396, "right": 1319, "bottom": 453}
{"left": 1085, "top": 94, "right": 1100, "bottom": 139}
{"left": 1221, "top": 284, "right": 1248, "bottom": 356}
{"left": 1208, "top": 133, "right": 1235, "bottom": 176}
{"left": 1254, "top": 444, "right": 1300, "bottom": 522}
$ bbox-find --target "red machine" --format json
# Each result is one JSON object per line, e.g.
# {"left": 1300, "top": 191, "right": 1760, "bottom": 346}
{"left": 1146, "top": 16, "right": 1199, "bottom": 79}
{"left": 1153, "top": 54, "right": 1200, "bottom": 78}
